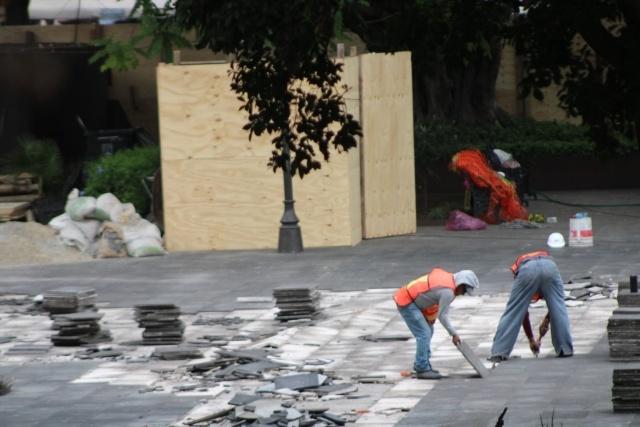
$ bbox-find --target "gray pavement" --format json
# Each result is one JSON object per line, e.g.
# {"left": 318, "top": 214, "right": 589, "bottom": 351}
{"left": 1, "top": 189, "right": 640, "bottom": 426}
{"left": 1, "top": 190, "right": 640, "bottom": 313}
{"left": 399, "top": 338, "right": 640, "bottom": 427}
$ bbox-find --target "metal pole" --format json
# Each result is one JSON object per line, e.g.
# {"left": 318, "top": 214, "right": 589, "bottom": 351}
{"left": 278, "top": 140, "right": 303, "bottom": 253}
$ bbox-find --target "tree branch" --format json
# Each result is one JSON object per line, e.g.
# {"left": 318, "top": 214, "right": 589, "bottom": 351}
{"left": 574, "top": 13, "right": 624, "bottom": 67}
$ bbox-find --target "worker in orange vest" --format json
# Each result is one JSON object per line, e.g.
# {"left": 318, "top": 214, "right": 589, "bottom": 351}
{"left": 489, "top": 251, "right": 573, "bottom": 362}
{"left": 394, "top": 268, "right": 479, "bottom": 379}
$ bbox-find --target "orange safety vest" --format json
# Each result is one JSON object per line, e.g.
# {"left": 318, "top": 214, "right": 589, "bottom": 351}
{"left": 510, "top": 250, "right": 549, "bottom": 302}
{"left": 393, "top": 268, "right": 456, "bottom": 322}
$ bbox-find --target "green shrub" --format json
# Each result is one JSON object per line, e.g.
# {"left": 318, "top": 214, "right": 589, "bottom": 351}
{"left": 84, "top": 146, "right": 160, "bottom": 215}
{"left": 413, "top": 118, "right": 635, "bottom": 170}
{"left": 0, "top": 135, "right": 64, "bottom": 193}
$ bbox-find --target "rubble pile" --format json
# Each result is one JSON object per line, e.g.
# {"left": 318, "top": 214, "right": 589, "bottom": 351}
{"left": 51, "top": 311, "right": 112, "bottom": 346}
{"left": 273, "top": 288, "right": 321, "bottom": 322}
{"left": 42, "top": 288, "right": 97, "bottom": 314}
{"left": 613, "top": 369, "right": 640, "bottom": 412}
{"left": 181, "top": 368, "right": 360, "bottom": 426}
{"left": 134, "top": 304, "right": 184, "bottom": 345}
{"left": 187, "top": 349, "right": 285, "bottom": 380}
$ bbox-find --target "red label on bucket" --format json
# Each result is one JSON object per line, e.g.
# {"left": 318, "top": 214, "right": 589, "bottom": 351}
{"left": 580, "top": 230, "right": 593, "bottom": 237}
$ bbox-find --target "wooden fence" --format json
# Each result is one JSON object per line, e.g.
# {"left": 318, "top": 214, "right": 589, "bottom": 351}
{"left": 157, "top": 52, "right": 416, "bottom": 251}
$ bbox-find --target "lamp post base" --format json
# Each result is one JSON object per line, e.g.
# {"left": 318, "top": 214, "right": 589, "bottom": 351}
{"left": 278, "top": 224, "right": 303, "bottom": 253}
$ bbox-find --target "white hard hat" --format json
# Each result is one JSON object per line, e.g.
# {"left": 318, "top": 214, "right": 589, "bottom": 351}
{"left": 547, "top": 232, "right": 566, "bottom": 248}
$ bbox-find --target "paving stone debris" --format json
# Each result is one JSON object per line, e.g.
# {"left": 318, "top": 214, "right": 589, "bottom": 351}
{"left": 152, "top": 346, "right": 203, "bottom": 361}
{"left": 0, "top": 376, "right": 12, "bottom": 396}
{"left": 612, "top": 369, "right": 640, "bottom": 412}
{"left": 50, "top": 311, "right": 112, "bottom": 346}
{"left": 134, "top": 304, "right": 185, "bottom": 345}
{"left": 273, "top": 288, "right": 321, "bottom": 322}
{"left": 5, "top": 344, "right": 52, "bottom": 355}
{"left": 455, "top": 340, "right": 491, "bottom": 378}
{"left": 42, "top": 288, "right": 97, "bottom": 314}
{"left": 192, "top": 316, "right": 245, "bottom": 326}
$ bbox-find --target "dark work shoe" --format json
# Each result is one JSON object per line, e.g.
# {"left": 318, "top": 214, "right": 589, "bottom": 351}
{"left": 558, "top": 351, "right": 573, "bottom": 358}
{"left": 416, "top": 370, "right": 443, "bottom": 380}
{"left": 487, "top": 355, "right": 508, "bottom": 363}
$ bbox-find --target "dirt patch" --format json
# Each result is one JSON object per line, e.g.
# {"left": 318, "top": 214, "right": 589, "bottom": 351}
{"left": 0, "top": 222, "right": 91, "bottom": 267}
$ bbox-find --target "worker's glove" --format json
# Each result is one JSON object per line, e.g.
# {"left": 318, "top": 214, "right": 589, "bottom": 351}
{"left": 452, "top": 335, "right": 461, "bottom": 346}
{"left": 529, "top": 339, "right": 540, "bottom": 355}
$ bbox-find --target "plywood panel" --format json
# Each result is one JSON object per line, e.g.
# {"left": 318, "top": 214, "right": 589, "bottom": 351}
{"left": 158, "top": 62, "right": 362, "bottom": 251}
{"left": 359, "top": 52, "right": 416, "bottom": 238}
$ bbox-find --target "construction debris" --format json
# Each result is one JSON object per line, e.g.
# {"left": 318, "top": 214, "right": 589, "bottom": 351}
{"left": 134, "top": 304, "right": 184, "bottom": 345}
{"left": 50, "top": 311, "right": 112, "bottom": 346}
{"left": 273, "top": 288, "right": 321, "bottom": 322}
{"left": 455, "top": 340, "right": 490, "bottom": 378}
{"left": 152, "top": 346, "right": 203, "bottom": 361}
{"left": 0, "top": 376, "right": 12, "bottom": 396}
{"left": 4, "top": 344, "right": 52, "bottom": 355}
{"left": 42, "top": 288, "right": 96, "bottom": 314}
{"left": 613, "top": 369, "right": 640, "bottom": 412}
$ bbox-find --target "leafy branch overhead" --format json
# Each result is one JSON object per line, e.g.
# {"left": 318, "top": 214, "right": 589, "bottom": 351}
{"left": 174, "top": 0, "right": 361, "bottom": 177}
{"left": 89, "top": 0, "right": 191, "bottom": 71}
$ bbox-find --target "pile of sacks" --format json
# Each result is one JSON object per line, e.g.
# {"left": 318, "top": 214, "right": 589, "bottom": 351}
{"left": 48, "top": 189, "right": 165, "bottom": 258}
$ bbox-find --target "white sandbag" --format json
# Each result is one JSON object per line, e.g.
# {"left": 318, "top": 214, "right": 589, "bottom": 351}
{"left": 94, "top": 193, "right": 121, "bottom": 221}
{"left": 126, "top": 236, "right": 165, "bottom": 257}
{"left": 121, "top": 219, "right": 162, "bottom": 243}
{"left": 58, "top": 222, "right": 90, "bottom": 252}
{"left": 48, "top": 213, "right": 71, "bottom": 232}
{"left": 66, "top": 196, "right": 97, "bottom": 221}
{"left": 73, "top": 219, "right": 101, "bottom": 242}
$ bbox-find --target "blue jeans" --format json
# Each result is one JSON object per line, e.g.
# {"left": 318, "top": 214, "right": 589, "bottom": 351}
{"left": 491, "top": 257, "right": 573, "bottom": 357}
{"left": 398, "top": 302, "right": 434, "bottom": 372}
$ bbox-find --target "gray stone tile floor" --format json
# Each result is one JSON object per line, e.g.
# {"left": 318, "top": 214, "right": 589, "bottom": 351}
{"left": 1, "top": 189, "right": 640, "bottom": 426}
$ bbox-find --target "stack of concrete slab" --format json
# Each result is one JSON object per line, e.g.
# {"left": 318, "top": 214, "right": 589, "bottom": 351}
{"left": 608, "top": 307, "right": 640, "bottom": 359}
{"left": 42, "top": 288, "right": 96, "bottom": 314}
{"left": 273, "top": 288, "right": 320, "bottom": 321}
{"left": 134, "top": 304, "right": 184, "bottom": 345}
{"left": 613, "top": 369, "right": 640, "bottom": 412}
{"left": 50, "top": 311, "right": 112, "bottom": 346}
{"left": 608, "top": 291, "right": 640, "bottom": 360}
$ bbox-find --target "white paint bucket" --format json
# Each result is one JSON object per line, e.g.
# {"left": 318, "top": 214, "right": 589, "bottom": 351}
{"left": 569, "top": 217, "right": 593, "bottom": 247}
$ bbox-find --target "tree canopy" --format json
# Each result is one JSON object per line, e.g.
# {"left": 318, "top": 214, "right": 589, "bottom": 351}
{"left": 511, "top": 0, "right": 640, "bottom": 150}
{"left": 343, "top": 0, "right": 513, "bottom": 123}
{"left": 173, "top": 0, "right": 360, "bottom": 177}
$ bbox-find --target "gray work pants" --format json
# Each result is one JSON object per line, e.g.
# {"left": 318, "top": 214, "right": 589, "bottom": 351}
{"left": 491, "top": 257, "right": 573, "bottom": 357}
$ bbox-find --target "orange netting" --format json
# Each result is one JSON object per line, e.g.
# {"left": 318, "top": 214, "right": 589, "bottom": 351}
{"left": 450, "top": 149, "right": 527, "bottom": 224}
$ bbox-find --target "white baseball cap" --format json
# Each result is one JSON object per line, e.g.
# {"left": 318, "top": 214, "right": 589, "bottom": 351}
{"left": 547, "top": 232, "right": 566, "bottom": 248}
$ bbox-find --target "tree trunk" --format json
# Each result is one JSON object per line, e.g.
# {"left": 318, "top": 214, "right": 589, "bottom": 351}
{"left": 414, "top": 39, "right": 503, "bottom": 124}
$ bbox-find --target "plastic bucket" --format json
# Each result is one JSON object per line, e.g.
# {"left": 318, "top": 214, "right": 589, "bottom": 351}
{"left": 569, "top": 217, "right": 593, "bottom": 247}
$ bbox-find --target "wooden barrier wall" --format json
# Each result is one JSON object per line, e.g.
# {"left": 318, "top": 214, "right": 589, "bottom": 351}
{"left": 359, "top": 52, "right": 417, "bottom": 238}
{"left": 158, "top": 58, "right": 362, "bottom": 251}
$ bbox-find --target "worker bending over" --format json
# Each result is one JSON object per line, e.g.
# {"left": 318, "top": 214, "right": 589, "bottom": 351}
{"left": 490, "top": 251, "right": 573, "bottom": 362}
{"left": 394, "top": 268, "right": 479, "bottom": 379}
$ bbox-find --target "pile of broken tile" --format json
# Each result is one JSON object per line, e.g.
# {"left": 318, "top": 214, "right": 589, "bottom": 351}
{"left": 134, "top": 304, "right": 184, "bottom": 345}
{"left": 176, "top": 348, "right": 370, "bottom": 426}
{"left": 273, "top": 288, "right": 321, "bottom": 322}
